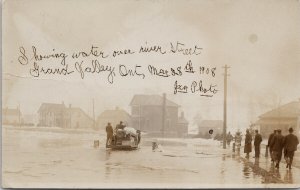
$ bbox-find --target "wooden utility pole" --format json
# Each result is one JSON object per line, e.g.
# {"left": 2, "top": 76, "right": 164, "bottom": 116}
{"left": 162, "top": 93, "right": 166, "bottom": 139}
{"left": 223, "top": 65, "right": 230, "bottom": 149}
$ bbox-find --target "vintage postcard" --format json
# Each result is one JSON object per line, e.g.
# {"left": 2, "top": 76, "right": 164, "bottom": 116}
{"left": 2, "top": 0, "right": 300, "bottom": 188}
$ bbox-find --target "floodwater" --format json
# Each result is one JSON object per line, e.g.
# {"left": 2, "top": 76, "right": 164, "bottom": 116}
{"left": 1, "top": 127, "right": 298, "bottom": 188}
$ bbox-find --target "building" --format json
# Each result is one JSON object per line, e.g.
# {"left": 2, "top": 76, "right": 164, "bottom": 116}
{"left": 256, "top": 99, "right": 300, "bottom": 138}
{"left": 37, "top": 102, "right": 94, "bottom": 129}
{"left": 130, "top": 94, "right": 188, "bottom": 137}
{"left": 198, "top": 120, "right": 223, "bottom": 138}
{"left": 37, "top": 103, "right": 66, "bottom": 127}
{"left": 66, "top": 107, "right": 94, "bottom": 129}
{"left": 2, "top": 107, "right": 22, "bottom": 125}
{"left": 97, "top": 107, "right": 131, "bottom": 130}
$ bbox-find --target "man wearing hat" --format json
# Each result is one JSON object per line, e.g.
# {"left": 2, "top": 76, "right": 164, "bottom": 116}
{"left": 268, "top": 130, "right": 277, "bottom": 162}
{"left": 270, "top": 129, "right": 284, "bottom": 169}
{"left": 244, "top": 129, "right": 252, "bottom": 158}
{"left": 283, "top": 127, "right": 299, "bottom": 169}
{"left": 254, "top": 130, "right": 262, "bottom": 158}
{"left": 106, "top": 122, "right": 114, "bottom": 147}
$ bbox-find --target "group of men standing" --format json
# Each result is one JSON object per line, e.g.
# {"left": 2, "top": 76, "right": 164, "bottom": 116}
{"left": 267, "top": 127, "right": 299, "bottom": 169}
{"left": 244, "top": 129, "right": 262, "bottom": 158}
{"left": 105, "top": 121, "right": 125, "bottom": 146}
{"left": 243, "top": 127, "right": 299, "bottom": 169}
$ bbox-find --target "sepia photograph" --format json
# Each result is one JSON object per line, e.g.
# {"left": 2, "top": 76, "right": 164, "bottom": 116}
{"left": 2, "top": 0, "right": 300, "bottom": 188}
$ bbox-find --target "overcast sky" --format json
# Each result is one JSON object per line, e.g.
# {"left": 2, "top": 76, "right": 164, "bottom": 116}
{"left": 3, "top": 0, "right": 300, "bottom": 132}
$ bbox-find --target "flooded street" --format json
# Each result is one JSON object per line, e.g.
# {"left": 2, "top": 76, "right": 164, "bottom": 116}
{"left": 2, "top": 127, "right": 299, "bottom": 188}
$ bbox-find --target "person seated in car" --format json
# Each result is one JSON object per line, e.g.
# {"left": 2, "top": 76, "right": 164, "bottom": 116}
{"left": 115, "top": 121, "right": 125, "bottom": 130}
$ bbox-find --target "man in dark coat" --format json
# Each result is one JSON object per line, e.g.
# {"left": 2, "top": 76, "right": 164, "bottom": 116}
{"left": 106, "top": 122, "right": 114, "bottom": 146}
{"left": 254, "top": 130, "right": 263, "bottom": 158}
{"left": 268, "top": 130, "right": 277, "bottom": 162}
{"left": 270, "top": 129, "right": 285, "bottom": 169}
{"left": 283, "top": 127, "right": 299, "bottom": 169}
{"left": 244, "top": 129, "right": 252, "bottom": 158}
{"left": 116, "top": 121, "right": 125, "bottom": 130}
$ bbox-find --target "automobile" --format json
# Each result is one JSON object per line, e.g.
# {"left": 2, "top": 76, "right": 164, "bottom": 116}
{"left": 106, "top": 126, "right": 141, "bottom": 150}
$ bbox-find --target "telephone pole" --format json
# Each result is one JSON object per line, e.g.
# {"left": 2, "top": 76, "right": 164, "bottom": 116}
{"left": 223, "top": 65, "right": 230, "bottom": 149}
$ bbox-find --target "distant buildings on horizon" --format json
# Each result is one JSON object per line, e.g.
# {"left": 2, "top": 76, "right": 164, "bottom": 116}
{"left": 196, "top": 99, "right": 300, "bottom": 139}
{"left": 37, "top": 103, "right": 94, "bottom": 129}
{"left": 2, "top": 94, "right": 189, "bottom": 137}
{"left": 3, "top": 97, "right": 299, "bottom": 139}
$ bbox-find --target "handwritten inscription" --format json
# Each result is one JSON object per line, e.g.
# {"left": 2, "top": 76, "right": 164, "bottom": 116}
{"left": 119, "top": 65, "right": 145, "bottom": 79}
{"left": 17, "top": 42, "right": 218, "bottom": 97}
{"left": 30, "top": 62, "right": 74, "bottom": 77}
{"left": 18, "top": 47, "right": 28, "bottom": 65}
{"left": 170, "top": 42, "right": 202, "bottom": 55}
{"left": 74, "top": 60, "right": 115, "bottom": 83}
{"left": 139, "top": 42, "right": 166, "bottom": 54}
{"left": 32, "top": 46, "right": 67, "bottom": 65}
{"left": 174, "top": 80, "right": 218, "bottom": 96}
{"left": 72, "top": 45, "right": 109, "bottom": 59}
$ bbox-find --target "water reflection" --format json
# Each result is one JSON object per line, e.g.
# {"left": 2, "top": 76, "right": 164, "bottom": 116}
{"left": 266, "top": 163, "right": 276, "bottom": 183}
{"left": 231, "top": 153, "right": 236, "bottom": 159}
{"left": 236, "top": 149, "right": 241, "bottom": 156}
{"left": 273, "top": 168, "right": 281, "bottom": 179}
{"left": 284, "top": 170, "right": 293, "bottom": 184}
{"left": 222, "top": 154, "right": 226, "bottom": 161}
{"left": 252, "top": 158, "right": 260, "bottom": 176}
{"left": 220, "top": 154, "right": 226, "bottom": 184}
{"left": 105, "top": 149, "right": 112, "bottom": 160}
{"left": 105, "top": 149, "right": 112, "bottom": 179}
{"left": 254, "top": 158, "right": 259, "bottom": 167}
{"left": 263, "top": 162, "right": 283, "bottom": 184}
{"left": 243, "top": 161, "right": 250, "bottom": 178}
